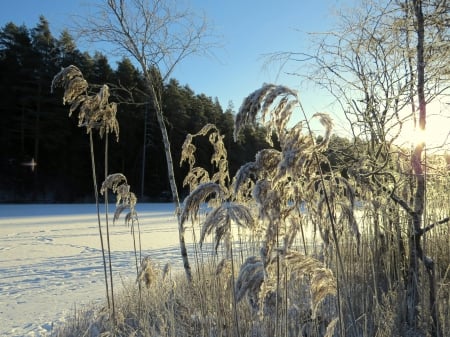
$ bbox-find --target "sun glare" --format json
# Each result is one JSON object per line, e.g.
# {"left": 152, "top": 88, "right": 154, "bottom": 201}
{"left": 401, "top": 119, "right": 449, "bottom": 151}
{"left": 395, "top": 99, "right": 450, "bottom": 151}
{"left": 410, "top": 127, "right": 427, "bottom": 147}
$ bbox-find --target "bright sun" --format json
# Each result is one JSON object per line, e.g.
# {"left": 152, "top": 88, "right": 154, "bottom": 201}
{"left": 397, "top": 99, "right": 450, "bottom": 151}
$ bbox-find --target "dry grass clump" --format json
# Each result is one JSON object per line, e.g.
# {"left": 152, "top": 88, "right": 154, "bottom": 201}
{"left": 61, "top": 233, "right": 450, "bottom": 336}
{"left": 51, "top": 255, "right": 338, "bottom": 337}
{"left": 50, "top": 221, "right": 450, "bottom": 337}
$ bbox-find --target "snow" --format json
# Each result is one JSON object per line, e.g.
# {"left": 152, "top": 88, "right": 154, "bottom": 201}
{"left": 0, "top": 203, "right": 188, "bottom": 337}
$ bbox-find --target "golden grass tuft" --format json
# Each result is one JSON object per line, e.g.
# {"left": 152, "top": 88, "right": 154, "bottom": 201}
{"left": 199, "top": 202, "right": 255, "bottom": 254}
{"left": 279, "top": 251, "right": 337, "bottom": 318}
{"left": 101, "top": 173, "right": 138, "bottom": 225}
{"left": 180, "top": 182, "right": 226, "bottom": 227}
{"left": 137, "top": 256, "right": 160, "bottom": 288}
{"left": 51, "top": 65, "right": 119, "bottom": 141}
{"left": 234, "top": 83, "right": 298, "bottom": 143}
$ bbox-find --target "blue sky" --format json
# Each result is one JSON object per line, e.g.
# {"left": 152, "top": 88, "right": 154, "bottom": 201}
{"left": 2, "top": 1, "right": 449, "bottom": 149}
{"left": 0, "top": 0, "right": 345, "bottom": 121}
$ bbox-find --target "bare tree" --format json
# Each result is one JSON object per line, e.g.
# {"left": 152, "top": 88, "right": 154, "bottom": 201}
{"left": 75, "top": 0, "right": 219, "bottom": 282}
{"left": 267, "top": 0, "right": 449, "bottom": 334}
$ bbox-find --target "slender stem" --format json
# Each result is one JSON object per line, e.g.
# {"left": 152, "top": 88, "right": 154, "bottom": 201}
{"left": 229, "top": 241, "right": 241, "bottom": 337}
{"left": 104, "top": 133, "right": 116, "bottom": 321}
{"left": 131, "top": 217, "right": 142, "bottom": 278}
{"left": 137, "top": 218, "right": 142, "bottom": 262}
{"left": 89, "top": 132, "right": 110, "bottom": 309}
{"left": 297, "top": 99, "right": 359, "bottom": 337}
{"left": 275, "top": 219, "right": 280, "bottom": 337}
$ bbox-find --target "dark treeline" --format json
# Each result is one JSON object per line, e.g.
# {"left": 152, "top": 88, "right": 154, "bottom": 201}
{"left": 0, "top": 16, "right": 271, "bottom": 203}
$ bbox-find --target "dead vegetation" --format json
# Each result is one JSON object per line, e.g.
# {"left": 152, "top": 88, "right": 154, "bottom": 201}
{"left": 52, "top": 68, "right": 450, "bottom": 336}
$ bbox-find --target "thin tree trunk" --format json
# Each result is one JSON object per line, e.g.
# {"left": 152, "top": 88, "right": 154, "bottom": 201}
{"left": 409, "top": 1, "right": 440, "bottom": 335}
{"left": 407, "top": 144, "right": 423, "bottom": 328}
{"left": 147, "top": 80, "right": 193, "bottom": 283}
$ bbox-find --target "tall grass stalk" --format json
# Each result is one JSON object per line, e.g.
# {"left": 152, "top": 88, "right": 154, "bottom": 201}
{"left": 298, "top": 99, "right": 358, "bottom": 337}
{"left": 89, "top": 131, "right": 111, "bottom": 311}
{"left": 52, "top": 65, "right": 120, "bottom": 323}
{"left": 103, "top": 133, "right": 116, "bottom": 321}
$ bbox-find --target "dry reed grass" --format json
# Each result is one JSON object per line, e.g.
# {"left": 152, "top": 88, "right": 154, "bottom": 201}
{"left": 52, "top": 65, "right": 119, "bottom": 141}
{"left": 101, "top": 173, "right": 138, "bottom": 225}
{"left": 51, "top": 81, "right": 450, "bottom": 337}
{"left": 199, "top": 202, "right": 255, "bottom": 254}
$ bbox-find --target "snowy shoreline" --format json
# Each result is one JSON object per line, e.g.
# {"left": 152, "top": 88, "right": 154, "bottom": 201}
{"left": 0, "top": 203, "right": 184, "bottom": 337}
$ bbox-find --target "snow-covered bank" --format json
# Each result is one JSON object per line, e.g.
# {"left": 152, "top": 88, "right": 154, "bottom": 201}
{"left": 0, "top": 203, "right": 183, "bottom": 337}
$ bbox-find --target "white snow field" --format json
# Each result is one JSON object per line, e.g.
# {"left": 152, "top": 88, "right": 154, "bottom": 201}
{"left": 0, "top": 203, "right": 190, "bottom": 337}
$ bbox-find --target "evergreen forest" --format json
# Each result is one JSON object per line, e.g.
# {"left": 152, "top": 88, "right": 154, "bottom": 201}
{"left": 0, "top": 16, "right": 276, "bottom": 203}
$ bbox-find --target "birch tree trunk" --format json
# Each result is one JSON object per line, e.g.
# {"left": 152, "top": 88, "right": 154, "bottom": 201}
{"left": 147, "top": 78, "right": 192, "bottom": 282}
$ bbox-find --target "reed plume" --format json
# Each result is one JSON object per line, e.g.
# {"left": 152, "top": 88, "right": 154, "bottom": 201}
{"left": 312, "top": 112, "right": 333, "bottom": 151}
{"left": 252, "top": 179, "right": 280, "bottom": 223}
{"left": 234, "top": 83, "right": 298, "bottom": 143}
{"left": 51, "top": 65, "right": 88, "bottom": 105}
{"left": 51, "top": 65, "right": 119, "bottom": 141}
{"left": 275, "top": 114, "right": 332, "bottom": 183}
{"left": 235, "top": 256, "right": 265, "bottom": 311}
{"left": 231, "top": 149, "right": 282, "bottom": 203}
{"left": 180, "top": 123, "right": 226, "bottom": 170}
{"left": 255, "top": 149, "right": 282, "bottom": 179}
{"left": 181, "top": 123, "right": 229, "bottom": 191}
{"left": 232, "top": 162, "right": 257, "bottom": 197}
{"left": 182, "top": 167, "right": 210, "bottom": 192}
{"left": 199, "top": 203, "right": 255, "bottom": 255}
{"left": 279, "top": 251, "right": 336, "bottom": 319}
{"left": 180, "top": 134, "right": 196, "bottom": 169}
{"left": 101, "top": 173, "right": 138, "bottom": 226}
{"left": 180, "top": 182, "right": 226, "bottom": 227}
{"left": 234, "top": 250, "right": 337, "bottom": 320}
{"left": 137, "top": 256, "right": 159, "bottom": 289}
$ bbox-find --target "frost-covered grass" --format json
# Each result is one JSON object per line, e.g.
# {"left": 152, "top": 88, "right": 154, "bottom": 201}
{"left": 40, "top": 69, "right": 450, "bottom": 336}
{"left": 52, "top": 230, "right": 450, "bottom": 337}
{"left": 2, "top": 203, "right": 449, "bottom": 337}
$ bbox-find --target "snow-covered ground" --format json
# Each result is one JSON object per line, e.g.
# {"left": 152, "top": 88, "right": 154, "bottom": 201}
{"left": 0, "top": 203, "right": 189, "bottom": 337}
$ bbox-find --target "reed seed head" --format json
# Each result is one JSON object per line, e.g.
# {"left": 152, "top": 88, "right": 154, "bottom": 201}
{"left": 180, "top": 182, "right": 226, "bottom": 228}
{"left": 52, "top": 65, "right": 119, "bottom": 141}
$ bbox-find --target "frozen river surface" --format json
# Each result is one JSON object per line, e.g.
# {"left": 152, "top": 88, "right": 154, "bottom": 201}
{"left": 0, "top": 203, "right": 188, "bottom": 337}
